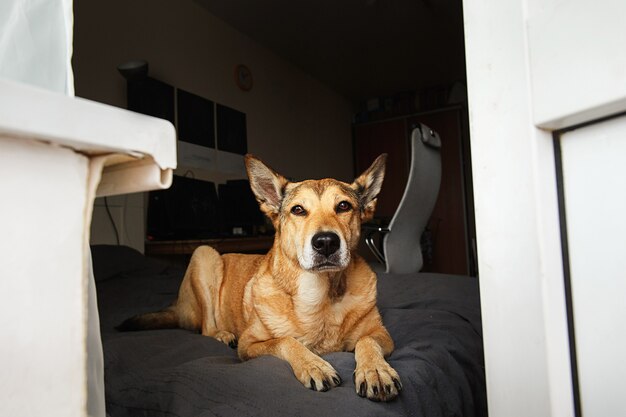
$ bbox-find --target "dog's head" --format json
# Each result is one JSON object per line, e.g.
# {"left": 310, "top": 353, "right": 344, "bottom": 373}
{"left": 245, "top": 154, "right": 386, "bottom": 272}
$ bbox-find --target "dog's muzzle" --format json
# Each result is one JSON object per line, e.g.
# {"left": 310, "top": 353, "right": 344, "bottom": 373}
{"left": 307, "top": 232, "right": 347, "bottom": 271}
{"left": 311, "top": 232, "right": 340, "bottom": 258}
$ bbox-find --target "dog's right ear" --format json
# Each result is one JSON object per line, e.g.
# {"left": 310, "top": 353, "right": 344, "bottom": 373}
{"left": 245, "top": 154, "right": 289, "bottom": 218}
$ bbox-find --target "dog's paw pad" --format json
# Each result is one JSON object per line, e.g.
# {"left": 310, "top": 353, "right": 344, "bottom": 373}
{"left": 354, "top": 361, "right": 402, "bottom": 402}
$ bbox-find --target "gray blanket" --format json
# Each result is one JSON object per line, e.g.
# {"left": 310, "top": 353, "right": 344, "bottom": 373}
{"left": 93, "top": 245, "right": 486, "bottom": 417}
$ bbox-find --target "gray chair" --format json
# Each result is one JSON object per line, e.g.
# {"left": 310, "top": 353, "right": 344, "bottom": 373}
{"left": 365, "top": 124, "right": 442, "bottom": 274}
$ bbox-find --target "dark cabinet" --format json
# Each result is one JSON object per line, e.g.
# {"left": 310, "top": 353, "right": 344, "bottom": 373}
{"left": 353, "top": 118, "right": 409, "bottom": 220}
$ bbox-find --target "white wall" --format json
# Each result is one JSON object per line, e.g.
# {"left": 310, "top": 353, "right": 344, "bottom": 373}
{"left": 74, "top": 0, "right": 354, "bottom": 251}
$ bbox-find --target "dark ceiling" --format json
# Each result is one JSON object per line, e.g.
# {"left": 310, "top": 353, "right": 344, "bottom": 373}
{"left": 194, "top": 0, "right": 466, "bottom": 105}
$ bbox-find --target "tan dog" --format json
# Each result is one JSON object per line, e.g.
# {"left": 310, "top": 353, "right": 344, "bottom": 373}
{"left": 118, "top": 154, "right": 402, "bottom": 401}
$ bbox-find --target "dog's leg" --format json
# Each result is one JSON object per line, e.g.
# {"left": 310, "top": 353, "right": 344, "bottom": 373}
{"left": 180, "top": 246, "right": 237, "bottom": 347}
{"left": 352, "top": 315, "right": 403, "bottom": 401}
{"left": 239, "top": 329, "right": 341, "bottom": 392}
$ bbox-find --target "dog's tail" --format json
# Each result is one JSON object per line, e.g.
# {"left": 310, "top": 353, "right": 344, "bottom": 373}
{"left": 116, "top": 307, "right": 179, "bottom": 332}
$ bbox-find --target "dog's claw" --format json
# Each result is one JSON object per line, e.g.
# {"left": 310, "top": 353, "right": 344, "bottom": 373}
{"left": 393, "top": 377, "right": 403, "bottom": 391}
{"left": 332, "top": 376, "right": 341, "bottom": 386}
{"left": 210, "top": 330, "right": 237, "bottom": 348}
{"left": 358, "top": 382, "right": 367, "bottom": 397}
{"left": 296, "top": 355, "right": 338, "bottom": 393}
{"left": 354, "top": 361, "right": 402, "bottom": 402}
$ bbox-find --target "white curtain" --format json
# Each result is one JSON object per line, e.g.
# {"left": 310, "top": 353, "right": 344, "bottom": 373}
{"left": 0, "top": 0, "right": 74, "bottom": 95}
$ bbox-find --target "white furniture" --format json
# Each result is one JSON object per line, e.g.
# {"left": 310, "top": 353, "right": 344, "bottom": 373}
{"left": 0, "top": 78, "right": 176, "bottom": 417}
{"left": 463, "top": 0, "right": 626, "bottom": 416}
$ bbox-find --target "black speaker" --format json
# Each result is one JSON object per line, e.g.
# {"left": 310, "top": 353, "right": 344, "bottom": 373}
{"left": 127, "top": 77, "right": 175, "bottom": 125}
{"left": 147, "top": 176, "right": 220, "bottom": 240}
{"left": 218, "top": 180, "right": 264, "bottom": 236}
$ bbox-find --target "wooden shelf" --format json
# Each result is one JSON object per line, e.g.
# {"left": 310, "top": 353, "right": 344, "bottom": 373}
{"left": 145, "top": 235, "right": 275, "bottom": 256}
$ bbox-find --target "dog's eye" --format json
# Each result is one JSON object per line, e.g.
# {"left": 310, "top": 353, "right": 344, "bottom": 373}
{"left": 336, "top": 201, "right": 352, "bottom": 213}
{"left": 290, "top": 205, "right": 307, "bottom": 216}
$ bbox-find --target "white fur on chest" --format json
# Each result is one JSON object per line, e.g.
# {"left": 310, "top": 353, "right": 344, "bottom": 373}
{"left": 294, "top": 271, "right": 364, "bottom": 353}
{"left": 295, "top": 271, "right": 329, "bottom": 311}
{"left": 295, "top": 272, "right": 361, "bottom": 319}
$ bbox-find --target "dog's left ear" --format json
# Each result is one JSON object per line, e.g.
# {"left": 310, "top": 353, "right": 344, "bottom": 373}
{"left": 245, "top": 154, "right": 289, "bottom": 220}
{"left": 352, "top": 154, "right": 387, "bottom": 222}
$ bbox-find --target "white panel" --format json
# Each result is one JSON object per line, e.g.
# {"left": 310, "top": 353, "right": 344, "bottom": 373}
{"left": 463, "top": 0, "right": 574, "bottom": 415}
{"left": 178, "top": 141, "right": 247, "bottom": 179}
{"left": 0, "top": 0, "right": 74, "bottom": 95}
{"left": 528, "top": 0, "right": 626, "bottom": 129}
{"left": 560, "top": 115, "right": 626, "bottom": 417}
{"left": 0, "top": 136, "right": 88, "bottom": 416}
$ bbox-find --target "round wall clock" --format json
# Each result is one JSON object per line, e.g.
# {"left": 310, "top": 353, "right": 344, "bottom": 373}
{"left": 234, "top": 64, "right": 253, "bottom": 91}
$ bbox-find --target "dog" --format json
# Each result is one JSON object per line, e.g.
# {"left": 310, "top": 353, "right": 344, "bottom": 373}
{"left": 118, "top": 153, "right": 402, "bottom": 402}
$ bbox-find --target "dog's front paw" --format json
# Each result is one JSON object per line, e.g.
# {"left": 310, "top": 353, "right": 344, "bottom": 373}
{"left": 354, "top": 359, "right": 402, "bottom": 402}
{"left": 214, "top": 330, "right": 238, "bottom": 348}
{"left": 294, "top": 356, "right": 342, "bottom": 392}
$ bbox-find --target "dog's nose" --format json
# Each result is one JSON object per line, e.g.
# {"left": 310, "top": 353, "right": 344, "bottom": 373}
{"left": 311, "top": 232, "right": 341, "bottom": 257}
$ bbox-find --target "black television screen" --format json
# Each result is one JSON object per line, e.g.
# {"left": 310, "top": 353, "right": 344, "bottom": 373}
{"left": 147, "top": 176, "right": 219, "bottom": 240}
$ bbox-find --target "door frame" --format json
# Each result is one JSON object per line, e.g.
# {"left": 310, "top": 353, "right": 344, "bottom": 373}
{"left": 462, "top": 0, "right": 626, "bottom": 415}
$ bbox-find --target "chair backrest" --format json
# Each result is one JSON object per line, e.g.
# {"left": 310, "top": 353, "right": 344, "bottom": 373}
{"left": 383, "top": 124, "right": 441, "bottom": 274}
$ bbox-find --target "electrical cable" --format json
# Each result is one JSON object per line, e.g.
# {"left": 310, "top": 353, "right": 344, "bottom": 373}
{"left": 104, "top": 197, "right": 121, "bottom": 245}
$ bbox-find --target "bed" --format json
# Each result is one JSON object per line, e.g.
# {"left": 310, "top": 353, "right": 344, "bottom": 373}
{"left": 93, "top": 244, "right": 487, "bottom": 417}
